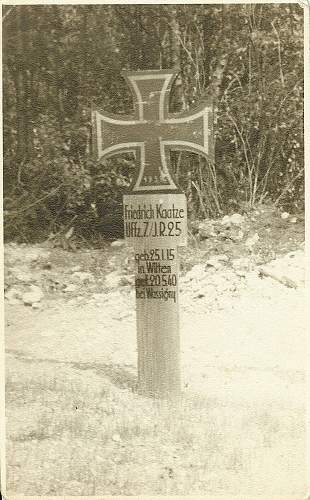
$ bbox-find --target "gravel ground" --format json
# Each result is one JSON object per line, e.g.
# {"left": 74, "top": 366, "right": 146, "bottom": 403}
{"left": 4, "top": 233, "right": 307, "bottom": 497}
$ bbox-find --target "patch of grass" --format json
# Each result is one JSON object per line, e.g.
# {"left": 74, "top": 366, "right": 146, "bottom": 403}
{"left": 6, "top": 356, "right": 304, "bottom": 496}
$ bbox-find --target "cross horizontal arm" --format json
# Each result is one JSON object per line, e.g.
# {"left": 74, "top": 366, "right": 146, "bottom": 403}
{"left": 92, "top": 69, "right": 214, "bottom": 192}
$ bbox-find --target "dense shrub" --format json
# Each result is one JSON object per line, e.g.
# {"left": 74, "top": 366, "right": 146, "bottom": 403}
{"left": 3, "top": 4, "right": 304, "bottom": 242}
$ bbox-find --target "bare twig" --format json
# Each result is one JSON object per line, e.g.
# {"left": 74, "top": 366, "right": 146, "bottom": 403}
{"left": 276, "top": 79, "right": 303, "bottom": 117}
{"left": 191, "top": 180, "right": 208, "bottom": 218}
{"left": 258, "top": 268, "right": 298, "bottom": 289}
{"left": 48, "top": 215, "right": 78, "bottom": 240}
{"left": 226, "top": 110, "right": 254, "bottom": 204}
{"left": 2, "top": 6, "right": 15, "bottom": 22}
{"left": 274, "top": 169, "right": 304, "bottom": 206}
{"left": 175, "top": 32, "right": 199, "bottom": 74}
{"left": 205, "top": 159, "right": 221, "bottom": 213}
{"left": 221, "top": 74, "right": 242, "bottom": 102}
{"left": 175, "top": 151, "right": 183, "bottom": 183}
{"left": 271, "top": 20, "right": 285, "bottom": 88}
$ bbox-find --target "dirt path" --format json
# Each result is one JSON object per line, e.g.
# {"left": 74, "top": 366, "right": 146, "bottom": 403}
{"left": 6, "top": 271, "right": 305, "bottom": 400}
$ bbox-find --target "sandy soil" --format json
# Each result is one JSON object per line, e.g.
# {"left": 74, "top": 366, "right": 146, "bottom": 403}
{"left": 4, "top": 241, "right": 307, "bottom": 497}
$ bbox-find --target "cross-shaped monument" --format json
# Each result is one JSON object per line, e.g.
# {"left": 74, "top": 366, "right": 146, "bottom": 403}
{"left": 92, "top": 69, "right": 213, "bottom": 398}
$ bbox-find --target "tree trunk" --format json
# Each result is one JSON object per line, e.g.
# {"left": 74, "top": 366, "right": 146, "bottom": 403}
{"left": 15, "top": 8, "right": 25, "bottom": 164}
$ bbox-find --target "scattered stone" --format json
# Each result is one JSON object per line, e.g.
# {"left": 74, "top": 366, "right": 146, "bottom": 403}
{"left": 221, "top": 213, "right": 244, "bottom": 226}
{"left": 235, "top": 270, "right": 246, "bottom": 277}
{"left": 230, "top": 213, "right": 244, "bottom": 225}
{"left": 290, "top": 216, "right": 297, "bottom": 223}
{"left": 31, "top": 284, "right": 44, "bottom": 295}
{"left": 31, "top": 302, "right": 42, "bottom": 310}
{"left": 245, "top": 233, "right": 259, "bottom": 249}
{"left": 112, "top": 433, "right": 121, "bottom": 443}
{"left": 281, "top": 212, "right": 290, "bottom": 220}
{"left": 5, "top": 287, "right": 22, "bottom": 304}
{"left": 221, "top": 215, "right": 231, "bottom": 226}
{"left": 232, "top": 257, "right": 250, "bottom": 270}
{"left": 72, "top": 271, "right": 93, "bottom": 282}
{"left": 25, "top": 250, "right": 40, "bottom": 262}
{"left": 207, "top": 254, "right": 229, "bottom": 263}
{"left": 111, "top": 239, "right": 126, "bottom": 248}
{"left": 64, "top": 283, "right": 77, "bottom": 293}
{"left": 22, "top": 285, "right": 44, "bottom": 305}
{"left": 93, "top": 293, "right": 107, "bottom": 300}
{"left": 119, "top": 274, "right": 135, "bottom": 286}
{"left": 206, "top": 258, "right": 223, "bottom": 269}
{"left": 189, "top": 220, "right": 200, "bottom": 234}
{"left": 42, "top": 262, "right": 52, "bottom": 270}
{"left": 287, "top": 251, "right": 296, "bottom": 258}
{"left": 66, "top": 481, "right": 85, "bottom": 495}
{"left": 105, "top": 271, "right": 123, "bottom": 288}
{"left": 25, "top": 248, "right": 50, "bottom": 263}
{"left": 198, "top": 221, "right": 216, "bottom": 239}
{"left": 185, "top": 264, "right": 206, "bottom": 281}
{"left": 217, "top": 254, "right": 228, "bottom": 262}
{"left": 71, "top": 265, "right": 82, "bottom": 273}
{"left": 238, "top": 230, "right": 244, "bottom": 240}
{"left": 220, "top": 227, "right": 243, "bottom": 243}
{"left": 14, "top": 271, "right": 32, "bottom": 283}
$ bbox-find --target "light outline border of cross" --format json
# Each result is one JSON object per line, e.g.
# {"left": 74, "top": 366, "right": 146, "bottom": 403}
{"left": 92, "top": 69, "right": 213, "bottom": 192}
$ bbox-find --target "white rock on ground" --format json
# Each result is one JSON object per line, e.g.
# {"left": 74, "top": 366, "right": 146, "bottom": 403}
{"left": 22, "top": 285, "right": 44, "bottom": 305}
{"left": 24, "top": 248, "right": 50, "bottom": 263}
{"left": 5, "top": 287, "right": 22, "bottom": 305}
{"left": 71, "top": 265, "right": 82, "bottom": 273}
{"left": 281, "top": 212, "right": 290, "bottom": 219}
{"left": 111, "top": 239, "right": 126, "bottom": 248}
{"left": 221, "top": 215, "right": 231, "bottom": 226}
{"left": 105, "top": 271, "right": 123, "bottom": 288}
{"left": 72, "top": 271, "right": 93, "bottom": 282}
{"left": 230, "top": 213, "right": 245, "bottom": 225}
{"left": 183, "top": 264, "right": 206, "bottom": 281}
{"left": 221, "top": 213, "right": 244, "bottom": 226}
{"left": 206, "top": 257, "right": 223, "bottom": 269}
{"left": 232, "top": 257, "right": 251, "bottom": 269}
{"left": 64, "top": 284, "right": 77, "bottom": 293}
{"left": 245, "top": 232, "right": 259, "bottom": 249}
{"left": 13, "top": 270, "right": 32, "bottom": 283}
{"left": 31, "top": 302, "right": 42, "bottom": 310}
{"left": 198, "top": 221, "right": 216, "bottom": 239}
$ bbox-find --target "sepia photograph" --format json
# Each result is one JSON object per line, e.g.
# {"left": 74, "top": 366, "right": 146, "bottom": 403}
{"left": 1, "top": 1, "right": 308, "bottom": 498}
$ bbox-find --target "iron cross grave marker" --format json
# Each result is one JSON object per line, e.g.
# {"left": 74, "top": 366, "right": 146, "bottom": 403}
{"left": 92, "top": 69, "right": 213, "bottom": 398}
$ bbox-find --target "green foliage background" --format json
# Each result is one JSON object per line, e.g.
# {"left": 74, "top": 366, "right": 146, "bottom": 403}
{"left": 3, "top": 4, "right": 304, "bottom": 242}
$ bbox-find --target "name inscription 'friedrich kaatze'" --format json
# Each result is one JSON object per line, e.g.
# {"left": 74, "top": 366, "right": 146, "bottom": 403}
{"left": 123, "top": 196, "right": 187, "bottom": 241}
{"left": 124, "top": 204, "right": 185, "bottom": 220}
